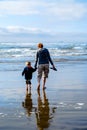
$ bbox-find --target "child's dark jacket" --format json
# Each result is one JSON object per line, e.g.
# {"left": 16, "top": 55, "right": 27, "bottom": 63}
{"left": 22, "top": 66, "right": 36, "bottom": 80}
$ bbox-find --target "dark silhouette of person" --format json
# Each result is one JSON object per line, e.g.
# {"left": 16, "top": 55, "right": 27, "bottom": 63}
{"left": 22, "top": 87, "right": 33, "bottom": 116}
{"left": 22, "top": 61, "right": 37, "bottom": 91}
{"left": 34, "top": 43, "right": 56, "bottom": 90}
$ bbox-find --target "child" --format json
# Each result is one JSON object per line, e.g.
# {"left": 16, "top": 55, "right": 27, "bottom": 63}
{"left": 22, "top": 61, "right": 36, "bottom": 91}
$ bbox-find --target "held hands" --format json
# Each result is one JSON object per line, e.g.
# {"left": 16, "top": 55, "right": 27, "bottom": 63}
{"left": 34, "top": 65, "right": 37, "bottom": 70}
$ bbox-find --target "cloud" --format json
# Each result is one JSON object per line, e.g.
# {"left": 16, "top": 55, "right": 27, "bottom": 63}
{"left": 0, "top": 26, "right": 51, "bottom": 35}
{"left": 0, "top": 25, "right": 87, "bottom": 42}
{"left": 0, "top": 25, "right": 54, "bottom": 42}
{"left": 0, "top": 0, "right": 87, "bottom": 20}
{"left": 0, "top": 1, "right": 39, "bottom": 15}
{"left": 46, "top": 1, "right": 87, "bottom": 20}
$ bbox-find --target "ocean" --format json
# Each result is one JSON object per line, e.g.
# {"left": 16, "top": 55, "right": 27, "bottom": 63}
{"left": 0, "top": 41, "right": 87, "bottom": 130}
{"left": 0, "top": 41, "right": 87, "bottom": 71}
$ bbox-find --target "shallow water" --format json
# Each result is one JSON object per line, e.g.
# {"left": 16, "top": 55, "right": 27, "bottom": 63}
{"left": 0, "top": 41, "right": 87, "bottom": 129}
{"left": 0, "top": 42, "right": 87, "bottom": 71}
{"left": 0, "top": 87, "right": 87, "bottom": 130}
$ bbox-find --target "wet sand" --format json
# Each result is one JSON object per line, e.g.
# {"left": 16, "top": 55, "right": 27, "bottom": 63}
{"left": 0, "top": 62, "right": 87, "bottom": 130}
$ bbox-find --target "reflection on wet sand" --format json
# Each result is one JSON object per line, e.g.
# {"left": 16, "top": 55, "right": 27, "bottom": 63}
{"left": 22, "top": 87, "right": 33, "bottom": 116}
{"left": 35, "top": 89, "right": 57, "bottom": 130}
{"left": 22, "top": 88, "right": 57, "bottom": 130}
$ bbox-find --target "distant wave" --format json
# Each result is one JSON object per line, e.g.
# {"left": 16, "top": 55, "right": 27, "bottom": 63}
{"left": 0, "top": 42, "right": 87, "bottom": 71}
{"left": 0, "top": 42, "right": 87, "bottom": 62}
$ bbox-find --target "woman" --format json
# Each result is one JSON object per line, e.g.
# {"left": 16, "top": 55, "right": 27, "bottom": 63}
{"left": 34, "top": 43, "right": 56, "bottom": 90}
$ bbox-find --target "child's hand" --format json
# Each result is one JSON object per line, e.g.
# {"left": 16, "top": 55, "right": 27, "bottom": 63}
{"left": 35, "top": 67, "right": 37, "bottom": 70}
{"left": 34, "top": 66, "right": 37, "bottom": 70}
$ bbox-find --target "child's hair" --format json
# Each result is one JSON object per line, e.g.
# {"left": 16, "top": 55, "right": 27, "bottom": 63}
{"left": 25, "top": 61, "right": 31, "bottom": 66}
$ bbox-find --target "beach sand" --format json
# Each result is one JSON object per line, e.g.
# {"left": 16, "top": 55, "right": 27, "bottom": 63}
{"left": 0, "top": 62, "right": 87, "bottom": 130}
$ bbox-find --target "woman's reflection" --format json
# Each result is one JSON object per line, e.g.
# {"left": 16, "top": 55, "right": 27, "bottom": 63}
{"left": 22, "top": 87, "right": 33, "bottom": 116}
{"left": 35, "top": 89, "right": 56, "bottom": 130}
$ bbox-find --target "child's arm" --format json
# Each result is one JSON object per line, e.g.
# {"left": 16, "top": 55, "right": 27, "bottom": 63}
{"left": 22, "top": 68, "right": 25, "bottom": 76}
{"left": 32, "top": 67, "right": 37, "bottom": 72}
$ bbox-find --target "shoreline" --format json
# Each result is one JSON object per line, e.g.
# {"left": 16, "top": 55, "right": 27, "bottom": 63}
{"left": 0, "top": 62, "right": 87, "bottom": 130}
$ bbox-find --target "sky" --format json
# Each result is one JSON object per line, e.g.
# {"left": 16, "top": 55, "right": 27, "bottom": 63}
{"left": 0, "top": 0, "right": 87, "bottom": 42}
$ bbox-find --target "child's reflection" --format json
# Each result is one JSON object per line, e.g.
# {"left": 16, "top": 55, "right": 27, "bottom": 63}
{"left": 35, "top": 90, "right": 56, "bottom": 130}
{"left": 22, "top": 87, "right": 33, "bottom": 116}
